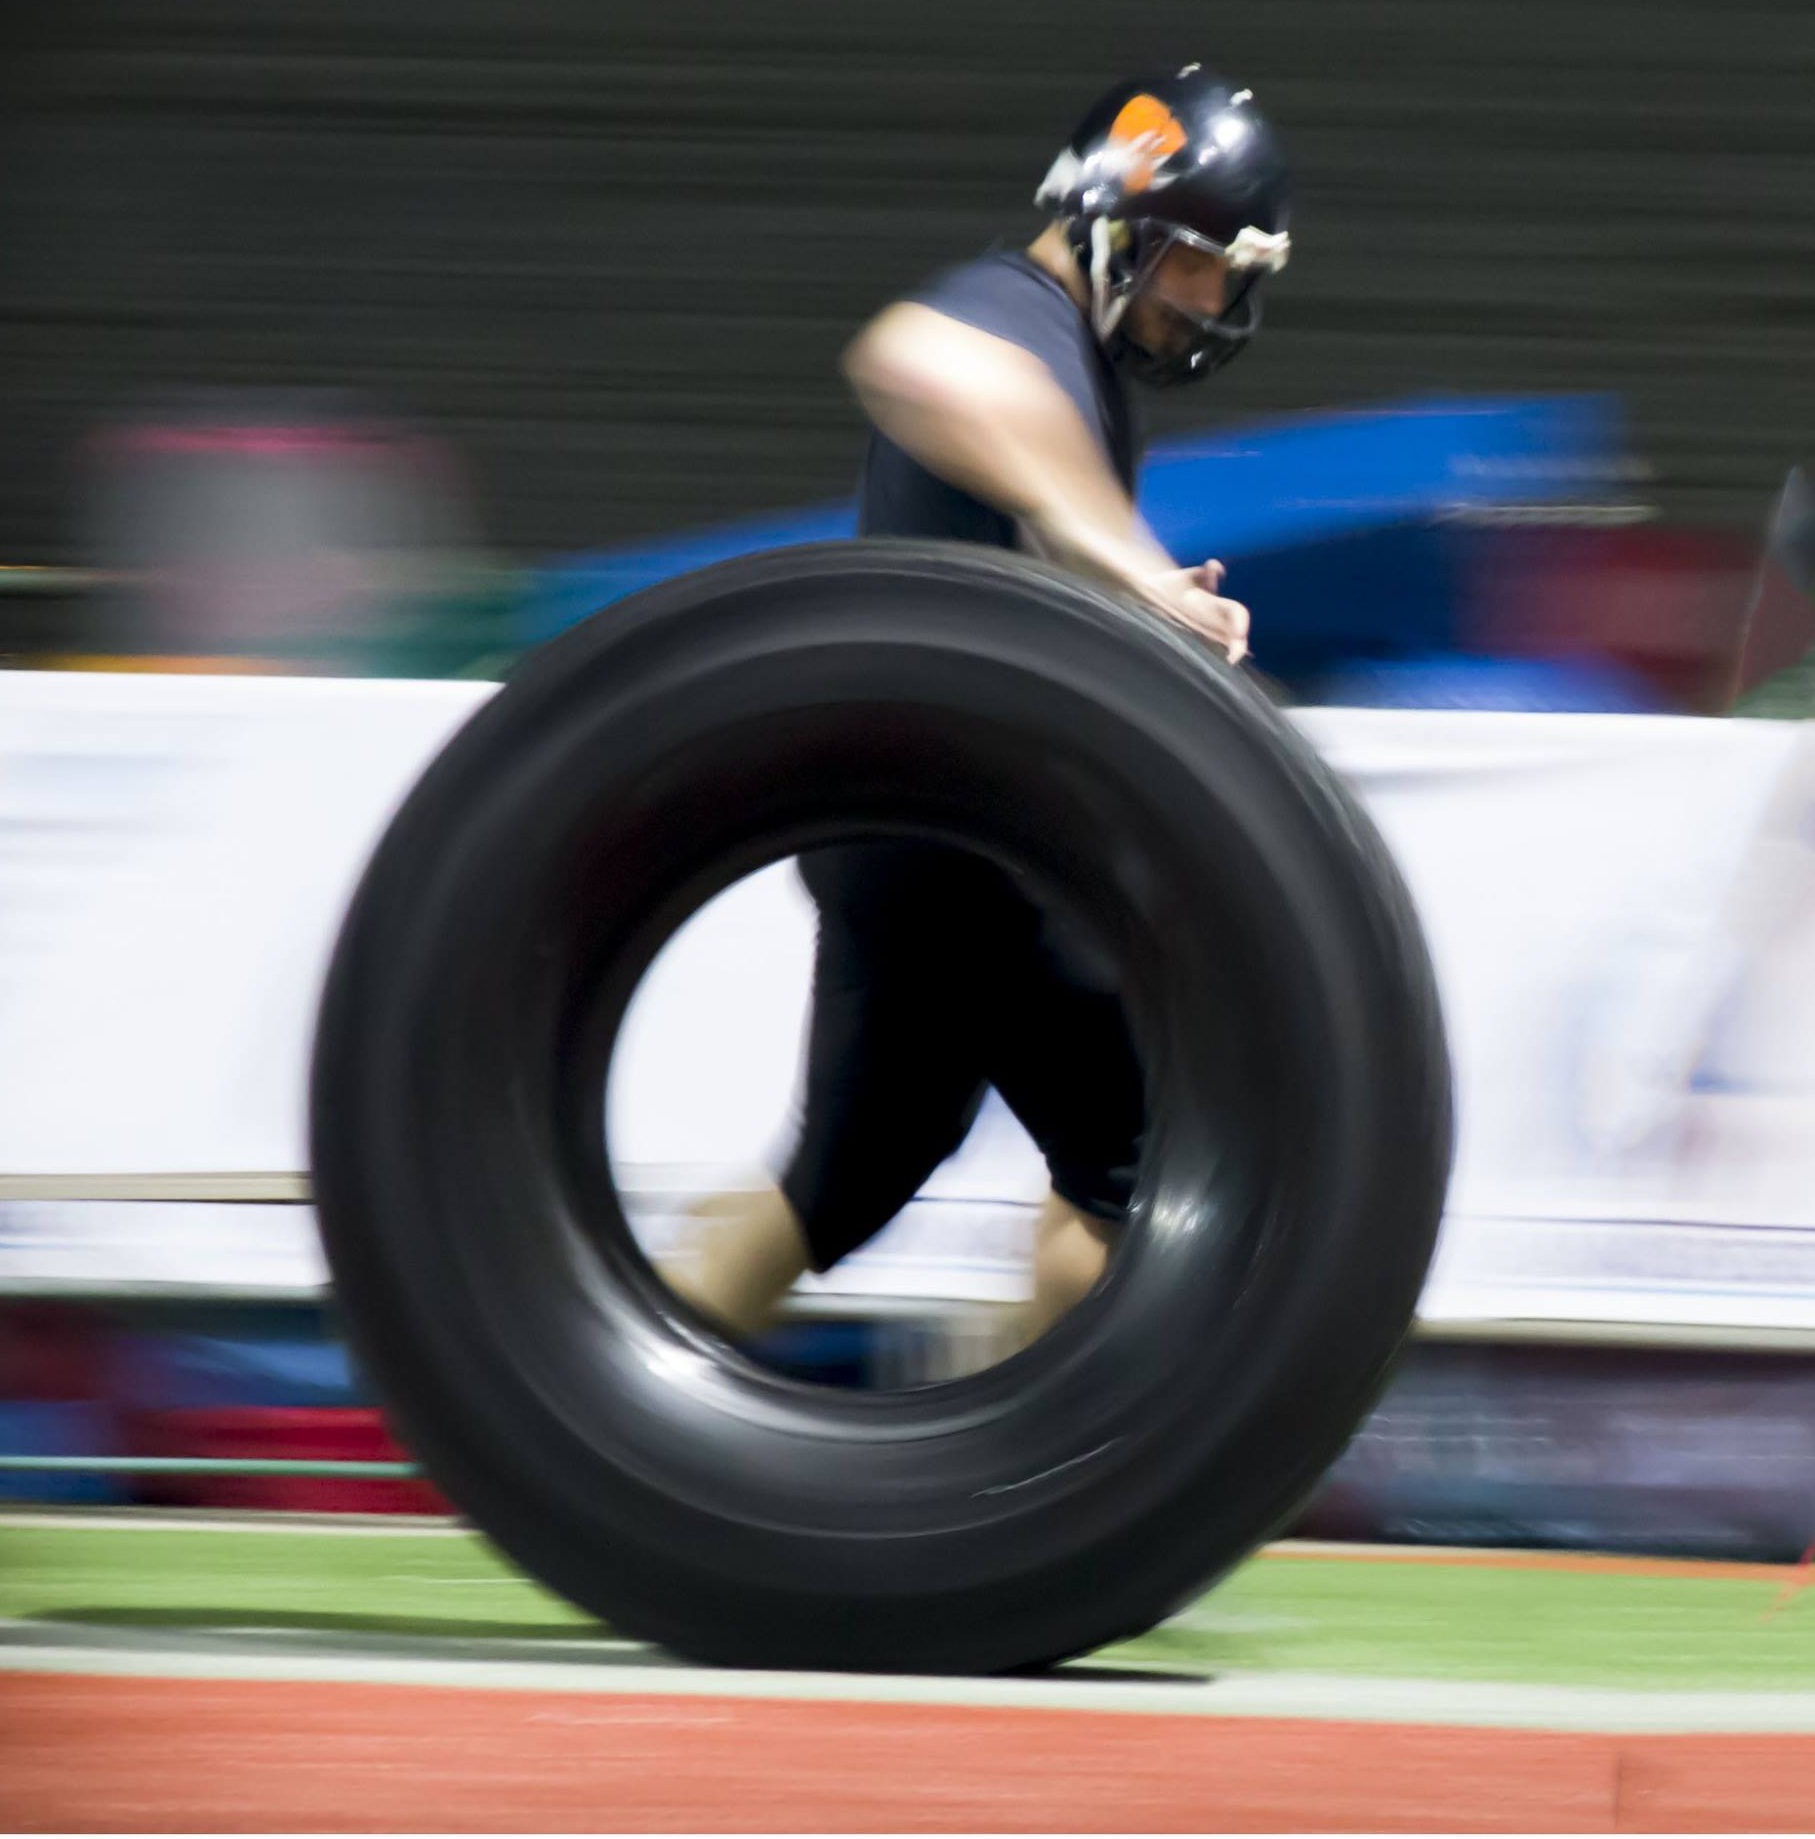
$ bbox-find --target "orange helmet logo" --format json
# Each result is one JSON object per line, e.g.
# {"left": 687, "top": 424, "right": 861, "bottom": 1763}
{"left": 1105, "top": 94, "right": 1188, "bottom": 194}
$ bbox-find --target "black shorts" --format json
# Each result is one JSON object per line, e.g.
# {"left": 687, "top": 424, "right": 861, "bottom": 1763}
{"left": 777, "top": 840, "right": 1146, "bottom": 1273}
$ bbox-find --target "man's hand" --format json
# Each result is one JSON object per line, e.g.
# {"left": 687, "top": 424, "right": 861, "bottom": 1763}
{"left": 1134, "top": 560, "right": 1250, "bottom": 665}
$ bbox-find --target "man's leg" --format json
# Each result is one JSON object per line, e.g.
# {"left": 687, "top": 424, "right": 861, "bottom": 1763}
{"left": 657, "top": 1184, "right": 813, "bottom": 1339}
{"left": 658, "top": 843, "right": 995, "bottom": 1343}
{"left": 987, "top": 915, "right": 1144, "bottom": 1350}
{"left": 664, "top": 1180, "right": 1112, "bottom": 1355}
{"left": 1022, "top": 1187, "right": 1115, "bottom": 1343}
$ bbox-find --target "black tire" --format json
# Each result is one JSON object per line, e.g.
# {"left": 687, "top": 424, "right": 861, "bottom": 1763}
{"left": 309, "top": 540, "right": 1452, "bottom": 1674}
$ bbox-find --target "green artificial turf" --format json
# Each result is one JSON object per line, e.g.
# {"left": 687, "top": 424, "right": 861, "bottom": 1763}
{"left": 3, "top": 1517, "right": 1814, "bottom": 1691}
{"left": 0, "top": 1519, "right": 591, "bottom": 1642}
{"left": 1105, "top": 1553, "right": 1815, "bottom": 1691}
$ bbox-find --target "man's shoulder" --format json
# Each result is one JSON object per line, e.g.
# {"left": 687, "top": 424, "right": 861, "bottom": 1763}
{"left": 908, "top": 249, "right": 1083, "bottom": 349}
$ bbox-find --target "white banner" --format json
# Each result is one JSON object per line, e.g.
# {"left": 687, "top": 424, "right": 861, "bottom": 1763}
{"left": 1, "top": 671, "right": 1811, "bottom": 1336}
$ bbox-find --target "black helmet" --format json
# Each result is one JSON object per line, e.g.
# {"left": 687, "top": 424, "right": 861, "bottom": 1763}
{"left": 1036, "top": 65, "right": 1291, "bottom": 384}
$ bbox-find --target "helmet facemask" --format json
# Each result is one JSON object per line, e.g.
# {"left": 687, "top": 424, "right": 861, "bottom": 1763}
{"left": 1081, "top": 219, "right": 1282, "bottom": 387}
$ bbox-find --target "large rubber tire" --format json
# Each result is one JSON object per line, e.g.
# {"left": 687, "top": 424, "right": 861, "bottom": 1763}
{"left": 310, "top": 540, "right": 1452, "bottom": 1675}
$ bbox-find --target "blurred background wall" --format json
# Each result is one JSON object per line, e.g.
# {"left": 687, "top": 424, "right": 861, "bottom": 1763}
{"left": 1, "top": 0, "right": 1809, "bottom": 566}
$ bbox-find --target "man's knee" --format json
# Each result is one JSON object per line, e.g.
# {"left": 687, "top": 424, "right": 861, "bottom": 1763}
{"left": 781, "top": 1097, "right": 983, "bottom": 1273}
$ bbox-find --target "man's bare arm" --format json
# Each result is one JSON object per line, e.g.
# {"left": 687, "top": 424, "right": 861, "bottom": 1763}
{"left": 843, "top": 303, "right": 1248, "bottom": 660}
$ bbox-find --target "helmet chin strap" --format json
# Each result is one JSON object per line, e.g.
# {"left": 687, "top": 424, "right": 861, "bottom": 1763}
{"left": 1088, "top": 218, "right": 1131, "bottom": 341}
{"left": 1087, "top": 218, "right": 1181, "bottom": 352}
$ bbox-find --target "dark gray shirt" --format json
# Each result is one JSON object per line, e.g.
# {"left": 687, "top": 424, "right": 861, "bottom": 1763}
{"left": 856, "top": 249, "right": 1137, "bottom": 547}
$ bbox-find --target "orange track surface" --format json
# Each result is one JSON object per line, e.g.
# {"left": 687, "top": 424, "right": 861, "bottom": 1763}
{"left": 8, "top": 1674, "right": 1815, "bottom": 1832}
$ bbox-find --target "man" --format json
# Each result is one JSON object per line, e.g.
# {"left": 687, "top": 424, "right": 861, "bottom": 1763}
{"left": 660, "top": 65, "right": 1292, "bottom": 1346}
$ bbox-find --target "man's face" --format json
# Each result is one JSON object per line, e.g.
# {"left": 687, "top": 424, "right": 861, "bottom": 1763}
{"left": 1120, "top": 240, "right": 1233, "bottom": 363}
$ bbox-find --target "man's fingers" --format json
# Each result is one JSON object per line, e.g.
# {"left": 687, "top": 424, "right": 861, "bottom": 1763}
{"left": 1174, "top": 590, "right": 1251, "bottom": 664}
{"left": 1194, "top": 592, "right": 1249, "bottom": 656}
{"left": 1136, "top": 569, "right": 1251, "bottom": 665}
{"left": 1215, "top": 593, "right": 1251, "bottom": 665}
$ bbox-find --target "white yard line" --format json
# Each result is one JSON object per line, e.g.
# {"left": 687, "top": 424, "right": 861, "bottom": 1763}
{"left": 4, "top": 1627, "right": 1815, "bottom": 1735}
